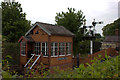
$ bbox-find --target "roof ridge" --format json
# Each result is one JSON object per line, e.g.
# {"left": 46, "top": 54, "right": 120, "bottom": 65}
{"left": 36, "top": 22, "right": 58, "bottom": 27}
{"left": 25, "top": 22, "right": 75, "bottom": 36}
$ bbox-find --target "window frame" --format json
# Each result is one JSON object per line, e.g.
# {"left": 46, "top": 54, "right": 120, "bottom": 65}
{"left": 21, "top": 42, "right": 26, "bottom": 56}
{"left": 41, "top": 42, "right": 48, "bottom": 57}
{"left": 66, "top": 42, "right": 72, "bottom": 55}
{"left": 34, "top": 42, "right": 40, "bottom": 55}
{"left": 59, "top": 42, "right": 65, "bottom": 56}
{"left": 51, "top": 42, "right": 58, "bottom": 57}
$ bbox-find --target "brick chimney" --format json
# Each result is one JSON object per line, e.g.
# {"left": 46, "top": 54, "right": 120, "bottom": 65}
{"left": 115, "top": 28, "right": 119, "bottom": 36}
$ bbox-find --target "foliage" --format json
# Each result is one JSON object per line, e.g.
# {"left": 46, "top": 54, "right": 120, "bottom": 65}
{"left": 95, "top": 33, "right": 103, "bottom": 42}
{"left": 79, "top": 40, "right": 90, "bottom": 55}
{"left": 102, "top": 18, "right": 120, "bottom": 36}
{"left": 2, "top": 55, "right": 18, "bottom": 79}
{"left": 1, "top": 1, "right": 31, "bottom": 42}
{"left": 2, "top": 42, "right": 20, "bottom": 65}
{"left": 55, "top": 8, "right": 86, "bottom": 55}
{"left": 2, "top": 53, "right": 120, "bottom": 78}
{"left": 49, "top": 55, "right": 120, "bottom": 78}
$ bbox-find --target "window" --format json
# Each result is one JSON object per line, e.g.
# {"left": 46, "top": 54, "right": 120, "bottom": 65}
{"left": 34, "top": 42, "right": 40, "bottom": 55}
{"left": 66, "top": 43, "right": 72, "bottom": 55}
{"left": 21, "top": 42, "right": 26, "bottom": 56}
{"left": 41, "top": 42, "right": 48, "bottom": 56}
{"left": 51, "top": 42, "right": 58, "bottom": 56}
{"left": 59, "top": 42, "right": 65, "bottom": 55}
{"left": 35, "top": 31, "right": 39, "bottom": 34}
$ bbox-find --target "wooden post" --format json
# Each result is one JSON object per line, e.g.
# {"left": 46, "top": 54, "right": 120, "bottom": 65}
{"left": 20, "top": 42, "right": 21, "bottom": 56}
{"left": 58, "top": 42, "right": 59, "bottom": 57}
{"left": 71, "top": 38, "right": 73, "bottom": 56}
{"left": 20, "top": 42, "right": 22, "bottom": 71}
{"left": 65, "top": 43, "right": 67, "bottom": 56}
{"left": 26, "top": 41, "right": 28, "bottom": 57}
{"left": 48, "top": 36, "right": 51, "bottom": 68}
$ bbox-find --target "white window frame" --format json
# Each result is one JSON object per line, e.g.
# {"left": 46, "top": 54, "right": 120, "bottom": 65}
{"left": 41, "top": 42, "right": 48, "bottom": 57}
{"left": 51, "top": 42, "right": 58, "bottom": 57}
{"left": 34, "top": 42, "right": 40, "bottom": 56}
{"left": 21, "top": 42, "right": 26, "bottom": 56}
{"left": 59, "top": 42, "right": 65, "bottom": 56}
{"left": 66, "top": 43, "right": 72, "bottom": 56}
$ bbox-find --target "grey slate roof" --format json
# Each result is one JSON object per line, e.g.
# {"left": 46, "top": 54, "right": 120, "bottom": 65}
{"left": 23, "top": 36, "right": 34, "bottom": 42}
{"left": 104, "top": 36, "right": 120, "bottom": 42}
{"left": 25, "top": 22, "right": 75, "bottom": 37}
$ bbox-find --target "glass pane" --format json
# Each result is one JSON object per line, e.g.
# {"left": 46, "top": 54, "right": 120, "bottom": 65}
{"left": 21, "top": 42, "right": 26, "bottom": 55}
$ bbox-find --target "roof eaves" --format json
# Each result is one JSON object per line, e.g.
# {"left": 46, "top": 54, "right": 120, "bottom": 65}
{"left": 25, "top": 23, "right": 37, "bottom": 36}
{"left": 51, "top": 33, "right": 75, "bottom": 37}
{"left": 25, "top": 23, "right": 51, "bottom": 36}
{"left": 37, "top": 23, "right": 51, "bottom": 36}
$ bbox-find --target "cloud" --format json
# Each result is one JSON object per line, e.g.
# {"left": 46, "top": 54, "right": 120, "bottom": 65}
{"left": 10, "top": 0, "right": 120, "bottom": 35}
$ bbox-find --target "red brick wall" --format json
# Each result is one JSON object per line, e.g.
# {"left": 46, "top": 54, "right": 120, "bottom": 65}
{"left": 79, "top": 48, "right": 119, "bottom": 66}
{"left": 51, "top": 36, "right": 72, "bottom": 42}
{"left": 31, "top": 26, "right": 49, "bottom": 42}
{"left": 19, "top": 25, "right": 74, "bottom": 74}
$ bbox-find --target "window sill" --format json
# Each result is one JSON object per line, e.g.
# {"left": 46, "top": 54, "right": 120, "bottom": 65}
{"left": 59, "top": 55, "right": 65, "bottom": 56}
{"left": 43, "top": 56, "right": 48, "bottom": 57}
{"left": 51, "top": 56, "right": 58, "bottom": 57}
{"left": 21, "top": 54, "right": 26, "bottom": 56}
{"left": 66, "top": 54, "right": 71, "bottom": 56}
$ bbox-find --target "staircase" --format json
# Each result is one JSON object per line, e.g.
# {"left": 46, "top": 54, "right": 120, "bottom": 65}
{"left": 24, "top": 54, "right": 35, "bottom": 67}
{"left": 24, "top": 54, "right": 42, "bottom": 76}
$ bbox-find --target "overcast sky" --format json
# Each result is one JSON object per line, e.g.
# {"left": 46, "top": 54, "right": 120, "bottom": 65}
{"left": 3, "top": 0, "right": 120, "bottom": 35}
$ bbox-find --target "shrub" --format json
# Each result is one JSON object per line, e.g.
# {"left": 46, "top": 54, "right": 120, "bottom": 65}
{"left": 49, "top": 55, "right": 120, "bottom": 78}
{"left": 2, "top": 42, "right": 20, "bottom": 65}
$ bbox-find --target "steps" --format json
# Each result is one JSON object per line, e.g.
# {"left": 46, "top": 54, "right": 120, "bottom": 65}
{"left": 24, "top": 54, "right": 35, "bottom": 67}
{"left": 24, "top": 54, "right": 42, "bottom": 75}
{"left": 30, "top": 55, "right": 41, "bottom": 69}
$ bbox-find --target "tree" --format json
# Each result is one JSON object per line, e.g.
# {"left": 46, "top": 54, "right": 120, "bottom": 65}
{"left": 2, "top": 1, "right": 31, "bottom": 42}
{"left": 102, "top": 18, "right": 120, "bottom": 36}
{"left": 55, "top": 8, "right": 86, "bottom": 55}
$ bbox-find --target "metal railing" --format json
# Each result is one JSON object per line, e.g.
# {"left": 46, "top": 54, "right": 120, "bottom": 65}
{"left": 30, "top": 55, "right": 41, "bottom": 69}
{"left": 24, "top": 54, "right": 35, "bottom": 67}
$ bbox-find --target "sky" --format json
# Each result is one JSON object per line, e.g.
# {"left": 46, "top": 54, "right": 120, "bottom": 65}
{"left": 2, "top": 0, "right": 120, "bottom": 35}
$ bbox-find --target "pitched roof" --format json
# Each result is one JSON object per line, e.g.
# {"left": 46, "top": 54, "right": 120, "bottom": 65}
{"left": 18, "top": 36, "right": 34, "bottom": 43}
{"left": 23, "top": 36, "right": 34, "bottom": 42}
{"left": 25, "top": 22, "right": 75, "bottom": 37}
{"left": 104, "top": 36, "right": 120, "bottom": 42}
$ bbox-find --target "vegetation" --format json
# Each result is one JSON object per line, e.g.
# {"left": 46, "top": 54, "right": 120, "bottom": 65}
{"left": 2, "top": 54, "right": 120, "bottom": 78}
{"left": 2, "top": 1, "right": 31, "bottom": 42}
{"left": 102, "top": 18, "right": 120, "bottom": 36}
{"left": 1, "top": 1, "right": 119, "bottom": 79}
{"left": 2, "top": 55, "right": 20, "bottom": 79}
{"left": 49, "top": 55, "right": 120, "bottom": 78}
{"left": 55, "top": 8, "right": 87, "bottom": 55}
{"left": 2, "top": 42, "right": 20, "bottom": 65}
{"left": 79, "top": 41, "right": 90, "bottom": 55}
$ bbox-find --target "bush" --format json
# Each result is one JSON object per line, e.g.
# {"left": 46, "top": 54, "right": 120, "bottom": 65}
{"left": 2, "top": 42, "right": 20, "bottom": 65}
{"left": 49, "top": 55, "right": 120, "bottom": 78}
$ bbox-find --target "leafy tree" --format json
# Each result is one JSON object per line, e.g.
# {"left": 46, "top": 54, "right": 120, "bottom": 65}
{"left": 55, "top": 8, "right": 86, "bottom": 55}
{"left": 2, "top": 1, "right": 31, "bottom": 42}
{"left": 102, "top": 18, "right": 120, "bottom": 36}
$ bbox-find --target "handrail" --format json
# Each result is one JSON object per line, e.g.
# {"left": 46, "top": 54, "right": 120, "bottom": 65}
{"left": 30, "top": 55, "right": 41, "bottom": 69}
{"left": 24, "top": 54, "right": 35, "bottom": 67}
